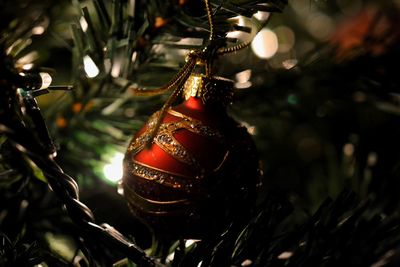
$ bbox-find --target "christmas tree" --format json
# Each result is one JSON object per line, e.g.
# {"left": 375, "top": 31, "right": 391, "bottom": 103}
{"left": 1, "top": 0, "right": 400, "bottom": 266}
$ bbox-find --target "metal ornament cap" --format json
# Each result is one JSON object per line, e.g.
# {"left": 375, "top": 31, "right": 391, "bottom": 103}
{"left": 183, "top": 74, "right": 234, "bottom": 106}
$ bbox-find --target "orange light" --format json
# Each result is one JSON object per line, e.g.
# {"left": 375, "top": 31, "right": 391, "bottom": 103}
{"left": 154, "top": 17, "right": 168, "bottom": 29}
{"left": 72, "top": 102, "right": 82, "bottom": 113}
{"left": 56, "top": 117, "right": 67, "bottom": 128}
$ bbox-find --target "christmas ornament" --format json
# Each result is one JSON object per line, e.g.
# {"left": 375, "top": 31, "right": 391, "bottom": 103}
{"left": 122, "top": 74, "right": 259, "bottom": 238}
{"left": 121, "top": 0, "right": 265, "bottom": 239}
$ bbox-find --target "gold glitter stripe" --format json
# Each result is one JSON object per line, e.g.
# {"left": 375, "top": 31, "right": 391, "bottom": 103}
{"left": 126, "top": 160, "right": 201, "bottom": 192}
{"left": 127, "top": 111, "right": 160, "bottom": 153}
{"left": 123, "top": 183, "right": 191, "bottom": 214}
{"left": 167, "top": 109, "right": 223, "bottom": 140}
{"left": 154, "top": 122, "right": 203, "bottom": 170}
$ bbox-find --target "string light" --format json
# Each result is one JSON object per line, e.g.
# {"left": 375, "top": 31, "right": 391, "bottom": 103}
{"left": 277, "top": 251, "right": 294, "bottom": 259}
{"left": 16, "top": 51, "right": 39, "bottom": 65}
{"left": 251, "top": 28, "right": 278, "bottom": 59}
{"left": 79, "top": 17, "right": 88, "bottom": 32}
{"left": 235, "top": 69, "right": 252, "bottom": 89}
{"left": 103, "top": 152, "right": 124, "bottom": 183}
{"left": 83, "top": 55, "right": 99, "bottom": 78}
{"left": 22, "top": 63, "right": 34, "bottom": 70}
{"left": 343, "top": 143, "right": 355, "bottom": 157}
{"left": 32, "top": 26, "right": 45, "bottom": 35}
{"left": 39, "top": 72, "right": 52, "bottom": 89}
{"left": 254, "top": 11, "right": 270, "bottom": 21}
{"left": 185, "top": 239, "right": 200, "bottom": 247}
{"left": 111, "top": 61, "right": 122, "bottom": 78}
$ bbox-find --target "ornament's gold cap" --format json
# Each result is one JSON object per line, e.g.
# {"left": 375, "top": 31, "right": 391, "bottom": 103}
{"left": 183, "top": 74, "right": 234, "bottom": 106}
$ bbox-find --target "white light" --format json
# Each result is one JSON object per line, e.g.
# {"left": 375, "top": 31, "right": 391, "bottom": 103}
{"left": 39, "top": 72, "right": 52, "bottom": 89}
{"left": 277, "top": 251, "right": 293, "bottom": 259}
{"left": 22, "top": 63, "right": 34, "bottom": 70}
{"left": 166, "top": 252, "right": 175, "bottom": 263}
{"left": 241, "top": 259, "right": 253, "bottom": 266}
{"left": 282, "top": 59, "right": 298, "bottom": 69}
{"left": 254, "top": 11, "right": 270, "bottom": 21}
{"left": 117, "top": 181, "right": 124, "bottom": 195}
{"left": 83, "top": 55, "right": 99, "bottom": 78}
{"left": 16, "top": 51, "right": 38, "bottom": 65}
{"left": 103, "top": 152, "right": 124, "bottom": 183}
{"left": 80, "top": 17, "right": 88, "bottom": 32}
{"left": 185, "top": 239, "right": 200, "bottom": 248}
{"left": 343, "top": 143, "right": 354, "bottom": 157}
{"left": 235, "top": 69, "right": 252, "bottom": 84}
{"left": 235, "top": 67, "right": 252, "bottom": 88}
{"left": 251, "top": 28, "right": 278, "bottom": 59}
{"left": 131, "top": 52, "right": 137, "bottom": 62}
{"left": 235, "top": 81, "right": 252, "bottom": 89}
{"left": 111, "top": 62, "right": 122, "bottom": 78}
{"left": 32, "top": 26, "right": 45, "bottom": 35}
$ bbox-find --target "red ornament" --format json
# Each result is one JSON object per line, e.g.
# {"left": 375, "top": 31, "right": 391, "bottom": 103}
{"left": 122, "top": 74, "right": 259, "bottom": 239}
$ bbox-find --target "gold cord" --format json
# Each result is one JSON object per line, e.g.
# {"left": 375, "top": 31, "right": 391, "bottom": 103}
{"left": 145, "top": 57, "right": 197, "bottom": 146}
{"left": 217, "top": 18, "right": 269, "bottom": 55}
{"left": 204, "top": 0, "right": 215, "bottom": 42}
{"left": 128, "top": 0, "right": 265, "bottom": 146}
{"left": 127, "top": 53, "right": 197, "bottom": 96}
{"left": 217, "top": 40, "right": 252, "bottom": 55}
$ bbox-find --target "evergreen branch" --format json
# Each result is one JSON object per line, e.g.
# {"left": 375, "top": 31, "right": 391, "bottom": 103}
{"left": 0, "top": 51, "right": 160, "bottom": 266}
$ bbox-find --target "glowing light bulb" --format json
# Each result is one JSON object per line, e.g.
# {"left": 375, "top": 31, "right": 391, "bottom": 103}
{"left": 22, "top": 63, "right": 34, "bottom": 70}
{"left": 235, "top": 69, "right": 252, "bottom": 89}
{"left": 83, "top": 55, "right": 99, "bottom": 78}
{"left": 235, "top": 69, "right": 252, "bottom": 83}
{"left": 251, "top": 28, "right": 279, "bottom": 59}
{"left": 254, "top": 11, "right": 270, "bottom": 21}
{"left": 241, "top": 259, "right": 253, "bottom": 266}
{"left": 80, "top": 17, "right": 88, "bottom": 32}
{"left": 185, "top": 239, "right": 200, "bottom": 248}
{"left": 32, "top": 26, "right": 45, "bottom": 35}
{"left": 343, "top": 143, "right": 354, "bottom": 157}
{"left": 277, "top": 251, "right": 294, "bottom": 259}
{"left": 39, "top": 72, "right": 52, "bottom": 89}
{"left": 103, "top": 152, "right": 124, "bottom": 183}
{"left": 251, "top": 28, "right": 278, "bottom": 59}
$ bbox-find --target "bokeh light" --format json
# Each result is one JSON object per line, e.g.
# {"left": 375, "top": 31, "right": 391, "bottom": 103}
{"left": 22, "top": 63, "right": 33, "bottom": 70}
{"left": 251, "top": 28, "right": 278, "bottom": 59}
{"left": 32, "top": 26, "right": 45, "bottom": 35}
{"left": 79, "top": 17, "right": 88, "bottom": 32}
{"left": 83, "top": 55, "right": 99, "bottom": 78}
{"left": 39, "top": 72, "right": 52, "bottom": 89}
{"left": 307, "top": 13, "right": 335, "bottom": 40}
{"left": 275, "top": 26, "right": 295, "bottom": 53}
{"left": 103, "top": 152, "right": 124, "bottom": 183}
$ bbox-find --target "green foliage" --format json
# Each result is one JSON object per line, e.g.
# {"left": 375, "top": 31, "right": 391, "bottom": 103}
{"left": 0, "top": 234, "right": 43, "bottom": 267}
{"left": 2, "top": 0, "right": 400, "bottom": 266}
